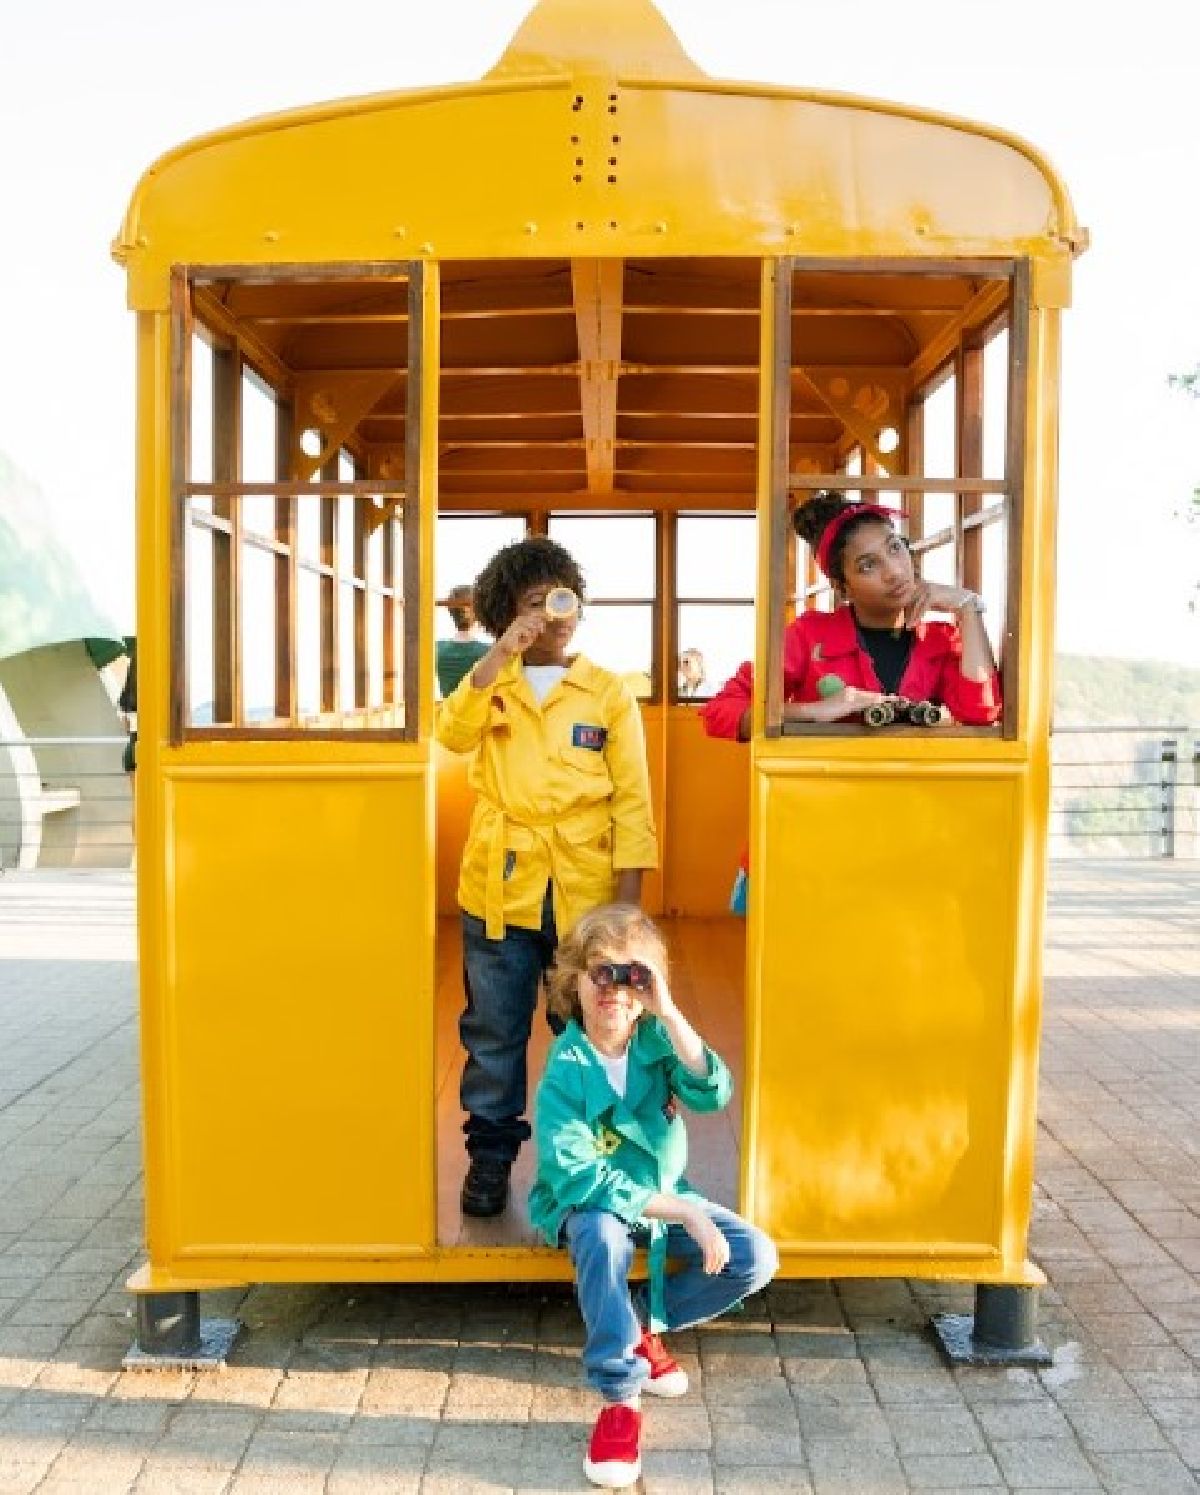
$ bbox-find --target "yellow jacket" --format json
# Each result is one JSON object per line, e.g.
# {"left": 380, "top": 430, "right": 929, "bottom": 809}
{"left": 435, "top": 655, "right": 659, "bottom": 940}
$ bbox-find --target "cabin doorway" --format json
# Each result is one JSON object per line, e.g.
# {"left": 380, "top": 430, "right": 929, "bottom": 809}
{"left": 428, "top": 258, "right": 759, "bottom": 1246}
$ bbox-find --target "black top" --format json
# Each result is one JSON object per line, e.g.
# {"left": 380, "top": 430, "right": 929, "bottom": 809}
{"left": 854, "top": 618, "right": 914, "bottom": 696}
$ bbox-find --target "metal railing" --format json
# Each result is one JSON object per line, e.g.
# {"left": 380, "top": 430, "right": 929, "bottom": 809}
{"left": 0, "top": 735, "right": 133, "bottom": 871}
{"left": 4, "top": 728, "right": 1197, "bottom": 869}
{"left": 1051, "top": 727, "right": 1199, "bottom": 859}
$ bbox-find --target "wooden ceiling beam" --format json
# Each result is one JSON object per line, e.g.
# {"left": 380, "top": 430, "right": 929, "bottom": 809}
{"left": 295, "top": 362, "right": 909, "bottom": 380}
{"left": 907, "top": 281, "right": 1010, "bottom": 392}
{"left": 572, "top": 259, "right": 624, "bottom": 496}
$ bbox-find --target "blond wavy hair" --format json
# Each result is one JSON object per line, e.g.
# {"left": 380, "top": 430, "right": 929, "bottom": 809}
{"left": 547, "top": 903, "right": 668, "bottom": 1026}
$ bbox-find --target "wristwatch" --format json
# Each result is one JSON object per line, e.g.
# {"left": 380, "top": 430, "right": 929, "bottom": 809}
{"left": 959, "top": 591, "right": 986, "bottom": 613}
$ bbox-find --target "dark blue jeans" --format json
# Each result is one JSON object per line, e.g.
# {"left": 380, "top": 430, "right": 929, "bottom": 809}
{"left": 565, "top": 1203, "right": 779, "bottom": 1401}
{"left": 460, "top": 885, "right": 557, "bottom": 1164}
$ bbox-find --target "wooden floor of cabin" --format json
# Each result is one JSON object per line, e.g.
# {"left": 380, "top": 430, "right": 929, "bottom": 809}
{"left": 436, "top": 916, "right": 745, "bottom": 1248}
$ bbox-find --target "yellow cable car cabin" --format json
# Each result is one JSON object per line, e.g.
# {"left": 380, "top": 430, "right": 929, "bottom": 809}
{"left": 114, "top": 0, "right": 1083, "bottom": 1362}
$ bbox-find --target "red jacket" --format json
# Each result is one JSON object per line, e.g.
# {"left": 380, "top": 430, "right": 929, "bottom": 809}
{"left": 700, "top": 604, "right": 1001, "bottom": 741}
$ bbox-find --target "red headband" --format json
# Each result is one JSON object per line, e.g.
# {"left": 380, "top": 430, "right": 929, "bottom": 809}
{"left": 813, "top": 503, "right": 907, "bottom": 578}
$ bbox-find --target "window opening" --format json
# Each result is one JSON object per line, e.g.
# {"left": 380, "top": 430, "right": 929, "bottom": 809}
{"left": 173, "top": 265, "right": 419, "bottom": 740}
{"left": 675, "top": 513, "right": 755, "bottom": 701}
{"left": 774, "top": 259, "right": 1026, "bottom": 739}
{"left": 547, "top": 513, "right": 656, "bottom": 697}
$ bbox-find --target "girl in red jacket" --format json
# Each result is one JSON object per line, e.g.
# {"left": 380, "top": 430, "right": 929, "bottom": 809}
{"left": 701, "top": 491, "right": 1001, "bottom": 908}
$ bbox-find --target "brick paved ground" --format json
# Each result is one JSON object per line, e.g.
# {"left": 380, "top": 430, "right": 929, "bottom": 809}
{"left": 0, "top": 864, "right": 1196, "bottom": 1494}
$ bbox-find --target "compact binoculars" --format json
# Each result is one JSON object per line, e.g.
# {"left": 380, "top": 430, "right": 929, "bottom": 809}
{"left": 863, "top": 697, "right": 945, "bottom": 728}
{"left": 588, "top": 960, "right": 653, "bottom": 993}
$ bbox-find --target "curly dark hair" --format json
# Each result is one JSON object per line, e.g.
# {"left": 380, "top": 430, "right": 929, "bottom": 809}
{"left": 791, "top": 490, "right": 896, "bottom": 584}
{"left": 471, "top": 536, "right": 587, "bottom": 637}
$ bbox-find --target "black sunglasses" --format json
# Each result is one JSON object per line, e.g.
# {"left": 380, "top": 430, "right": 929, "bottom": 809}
{"left": 587, "top": 960, "right": 652, "bottom": 994}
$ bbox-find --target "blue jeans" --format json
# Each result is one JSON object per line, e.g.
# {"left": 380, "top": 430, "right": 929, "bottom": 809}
{"left": 460, "top": 885, "right": 557, "bottom": 1164}
{"left": 564, "top": 1203, "right": 779, "bottom": 1402}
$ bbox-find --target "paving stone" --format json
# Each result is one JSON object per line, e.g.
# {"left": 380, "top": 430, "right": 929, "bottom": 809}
{"left": 238, "top": 1427, "right": 342, "bottom": 1478}
{"left": 880, "top": 1400, "right": 985, "bottom": 1454}
{"left": 989, "top": 1438, "right": 1102, "bottom": 1488}
{"left": 796, "top": 1402, "right": 891, "bottom": 1442}
{"left": 773, "top": 1328, "right": 859, "bottom": 1361}
{"left": 782, "top": 1358, "right": 875, "bottom": 1405}
{"left": 528, "top": 1384, "right": 594, "bottom": 1424}
{"left": 1089, "top": 1449, "right": 1200, "bottom": 1492}
{"left": 973, "top": 1397, "right": 1074, "bottom": 1440}
{"left": 709, "top": 1409, "right": 802, "bottom": 1464}
{"left": 901, "top": 1450, "right": 1004, "bottom": 1489}
{"left": 35, "top": 1432, "right": 147, "bottom": 1492}
{"left": 1061, "top": 1397, "right": 1172, "bottom": 1453}
{"left": 131, "top": 1468, "right": 233, "bottom": 1495}
{"left": 870, "top": 1366, "right": 964, "bottom": 1406}
{"left": 640, "top": 1406, "right": 714, "bottom": 1451}
{"left": 713, "top": 1468, "right": 812, "bottom": 1494}
{"left": 326, "top": 1440, "right": 427, "bottom": 1492}
{"left": 805, "top": 1437, "right": 906, "bottom": 1492}
{"left": 85, "top": 1399, "right": 174, "bottom": 1435}
{"left": 226, "top": 1474, "right": 328, "bottom": 1495}
{"left": 3, "top": 857, "right": 1199, "bottom": 1495}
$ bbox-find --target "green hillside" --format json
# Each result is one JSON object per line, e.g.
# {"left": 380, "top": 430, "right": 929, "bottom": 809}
{"left": 1054, "top": 654, "right": 1200, "bottom": 728}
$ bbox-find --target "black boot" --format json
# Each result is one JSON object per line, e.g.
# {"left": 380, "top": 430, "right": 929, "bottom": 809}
{"left": 461, "top": 1157, "right": 512, "bottom": 1217}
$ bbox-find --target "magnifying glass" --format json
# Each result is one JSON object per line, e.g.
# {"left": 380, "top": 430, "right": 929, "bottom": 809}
{"left": 544, "top": 587, "right": 580, "bottom": 622}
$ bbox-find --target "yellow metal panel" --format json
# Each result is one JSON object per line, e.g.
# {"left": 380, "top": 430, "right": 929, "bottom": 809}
{"left": 133, "top": 311, "right": 174, "bottom": 1270}
{"left": 748, "top": 762, "right": 1020, "bottom": 1256}
{"left": 612, "top": 83, "right": 1064, "bottom": 254}
{"left": 115, "top": 1, "right": 1079, "bottom": 305}
{"left": 161, "top": 766, "right": 434, "bottom": 1259}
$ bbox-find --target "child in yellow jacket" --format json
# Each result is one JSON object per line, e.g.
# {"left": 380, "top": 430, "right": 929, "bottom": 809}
{"left": 436, "top": 537, "right": 659, "bottom": 1217}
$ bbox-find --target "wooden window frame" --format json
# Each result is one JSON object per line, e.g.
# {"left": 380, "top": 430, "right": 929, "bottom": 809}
{"left": 170, "top": 262, "right": 424, "bottom": 743}
{"left": 764, "top": 257, "right": 1028, "bottom": 742}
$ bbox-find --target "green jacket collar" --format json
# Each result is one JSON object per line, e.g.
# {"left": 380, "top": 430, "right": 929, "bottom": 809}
{"left": 561, "top": 1017, "right": 674, "bottom": 1153}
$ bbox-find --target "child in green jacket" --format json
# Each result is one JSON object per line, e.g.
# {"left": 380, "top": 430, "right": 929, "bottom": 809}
{"left": 530, "top": 904, "right": 777, "bottom": 1490}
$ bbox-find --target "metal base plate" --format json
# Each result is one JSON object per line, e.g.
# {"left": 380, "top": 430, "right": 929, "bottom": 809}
{"left": 122, "top": 1317, "right": 241, "bottom": 1371}
{"left": 931, "top": 1312, "right": 1053, "bottom": 1368}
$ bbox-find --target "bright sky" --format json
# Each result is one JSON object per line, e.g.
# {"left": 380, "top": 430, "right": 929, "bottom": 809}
{"left": 1, "top": 0, "right": 1197, "bottom": 666}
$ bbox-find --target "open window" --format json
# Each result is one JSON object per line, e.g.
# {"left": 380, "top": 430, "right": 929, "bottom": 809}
{"left": 548, "top": 512, "right": 658, "bottom": 698}
{"left": 767, "top": 259, "right": 1027, "bottom": 739}
{"left": 172, "top": 265, "right": 423, "bottom": 740}
{"left": 674, "top": 512, "right": 756, "bottom": 701}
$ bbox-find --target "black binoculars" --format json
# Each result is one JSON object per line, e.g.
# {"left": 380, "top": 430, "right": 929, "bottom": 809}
{"left": 863, "top": 697, "right": 944, "bottom": 728}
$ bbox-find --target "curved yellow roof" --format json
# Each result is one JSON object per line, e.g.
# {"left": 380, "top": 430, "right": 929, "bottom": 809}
{"left": 115, "top": 0, "right": 1081, "bottom": 308}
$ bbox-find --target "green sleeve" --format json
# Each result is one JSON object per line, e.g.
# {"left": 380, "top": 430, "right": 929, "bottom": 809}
{"left": 664, "top": 1043, "right": 733, "bottom": 1115}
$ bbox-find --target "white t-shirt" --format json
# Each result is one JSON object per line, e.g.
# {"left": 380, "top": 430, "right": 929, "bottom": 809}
{"left": 523, "top": 663, "right": 568, "bottom": 704}
{"left": 598, "top": 1048, "right": 629, "bottom": 1098}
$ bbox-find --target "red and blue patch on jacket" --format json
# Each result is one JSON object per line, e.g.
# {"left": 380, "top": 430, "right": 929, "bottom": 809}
{"left": 572, "top": 723, "right": 607, "bottom": 751}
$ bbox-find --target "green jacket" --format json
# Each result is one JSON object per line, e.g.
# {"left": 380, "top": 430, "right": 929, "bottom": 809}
{"left": 529, "top": 1016, "right": 734, "bottom": 1329}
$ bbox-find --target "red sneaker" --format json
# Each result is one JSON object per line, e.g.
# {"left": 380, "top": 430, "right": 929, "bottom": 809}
{"left": 584, "top": 1402, "right": 642, "bottom": 1489}
{"left": 635, "top": 1328, "right": 689, "bottom": 1397}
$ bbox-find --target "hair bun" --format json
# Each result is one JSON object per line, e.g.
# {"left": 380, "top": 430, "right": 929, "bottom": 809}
{"left": 792, "top": 489, "right": 850, "bottom": 546}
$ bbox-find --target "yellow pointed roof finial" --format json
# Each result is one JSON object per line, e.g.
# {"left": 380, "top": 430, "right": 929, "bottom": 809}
{"left": 488, "top": 0, "right": 704, "bottom": 81}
